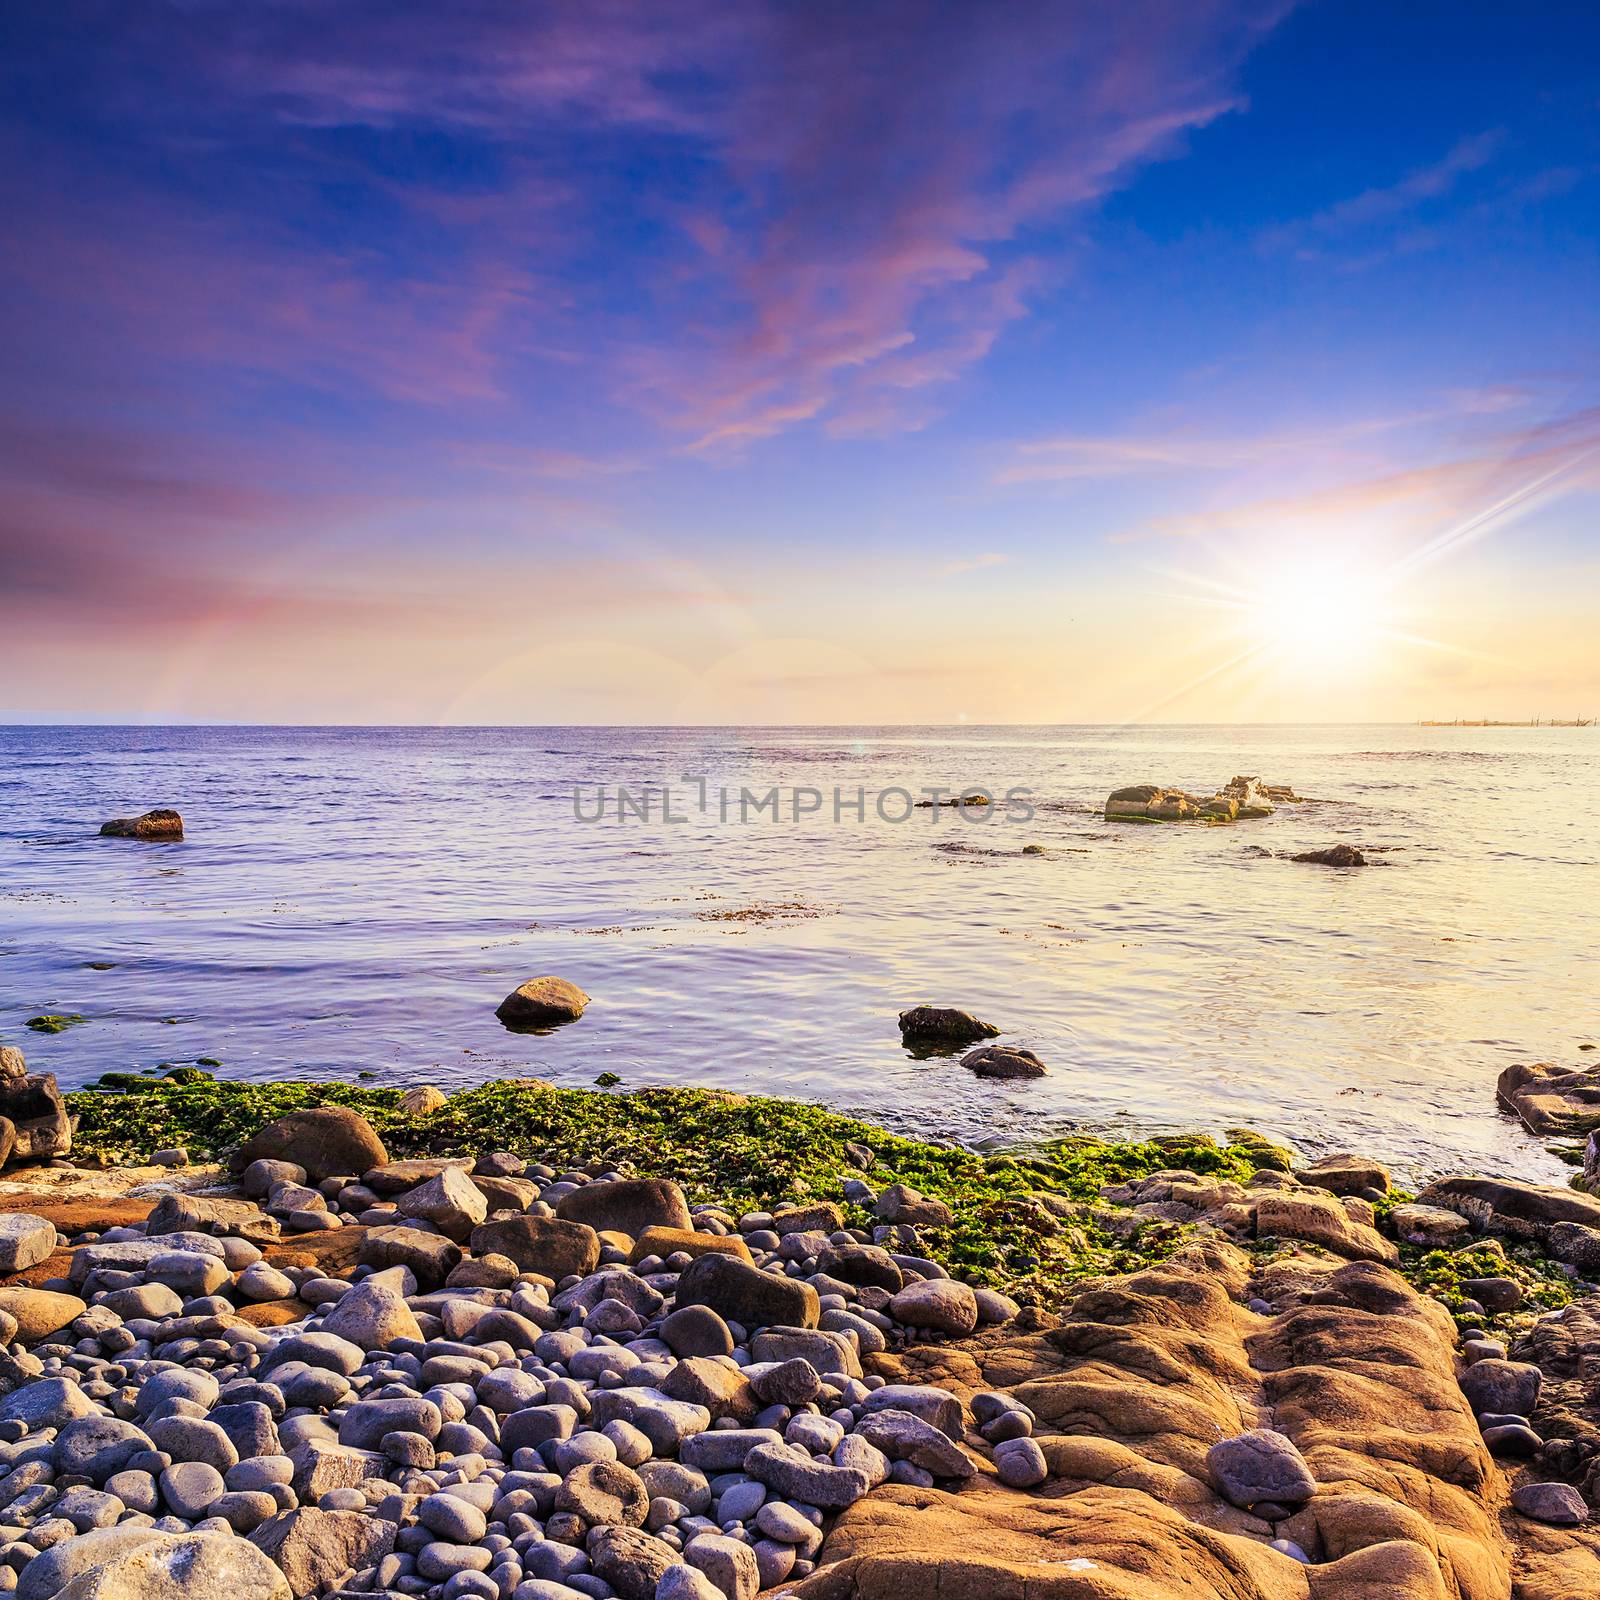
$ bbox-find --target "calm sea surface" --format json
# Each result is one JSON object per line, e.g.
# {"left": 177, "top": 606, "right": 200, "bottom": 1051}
{"left": 2, "top": 724, "right": 1596, "bottom": 1184}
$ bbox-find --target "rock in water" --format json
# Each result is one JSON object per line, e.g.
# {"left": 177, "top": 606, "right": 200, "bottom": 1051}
{"left": 1497, "top": 1060, "right": 1600, "bottom": 1137}
{"left": 960, "top": 1043, "right": 1047, "bottom": 1079}
{"left": 230, "top": 1106, "right": 388, "bottom": 1183}
{"left": 98, "top": 808, "right": 184, "bottom": 840}
{"left": 496, "top": 976, "right": 589, "bottom": 1029}
{"left": 896, "top": 1006, "right": 1000, "bottom": 1046}
{"left": 1291, "top": 844, "right": 1366, "bottom": 866}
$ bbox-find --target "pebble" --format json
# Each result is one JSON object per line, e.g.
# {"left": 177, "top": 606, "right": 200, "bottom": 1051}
{"left": 0, "top": 1134, "right": 1037, "bottom": 1600}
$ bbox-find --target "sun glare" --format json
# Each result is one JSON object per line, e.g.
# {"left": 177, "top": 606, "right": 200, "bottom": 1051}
{"left": 1247, "top": 563, "right": 1388, "bottom": 671}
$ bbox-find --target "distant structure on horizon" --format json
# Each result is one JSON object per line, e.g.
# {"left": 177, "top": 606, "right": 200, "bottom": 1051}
{"left": 1418, "top": 717, "right": 1594, "bottom": 727}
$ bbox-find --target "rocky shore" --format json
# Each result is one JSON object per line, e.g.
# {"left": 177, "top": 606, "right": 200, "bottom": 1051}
{"left": 0, "top": 1075, "right": 1597, "bottom": 1600}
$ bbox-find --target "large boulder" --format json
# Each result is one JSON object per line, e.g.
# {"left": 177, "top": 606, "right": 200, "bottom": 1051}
{"left": 49, "top": 1531, "right": 288, "bottom": 1600}
{"left": 99, "top": 808, "right": 184, "bottom": 840}
{"left": 0, "top": 1064, "right": 73, "bottom": 1166}
{"left": 556, "top": 1178, "right": 692, "bottom": 1237}
{"left": 249, "top": 1508, "right": 395, "bottom": 1594}
{"left": 231, "top": 1107, "right": 388, "bottom": 1183}
{"left": 1497, "top": 1061, "right": 1600, "bottom": 1137}
{"left": 469, "top": 1216, "right": 599, "bottom": 1279}
{"left": 0, "top": 1288, "right": 89, "bottom": 1345}
{"left": 674, "top": 1253, "right": 819, "bottom": 1331}
{"left": 496, "top": 977, "right": 589, "bottom": 1029}
{"left": 1412, "top": 1175, "right": 1600, "bottom": 1242}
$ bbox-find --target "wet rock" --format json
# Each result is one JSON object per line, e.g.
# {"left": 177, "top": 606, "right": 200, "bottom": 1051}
{"left": 99, "top": 809, "right": 184, "bottom": 840}
{"left": 1547, "top": 1221, "right": 1600, "bottom": 1271}
{"left": 556, "top": 1178, "right": 692, "bottom": 1237}
{"left": 470, "top": 1215, "right": 600, "bottom": 1278}
{"left": 0, "top": 1066, "right": 73, "bottom": 1165}
{"left": 960, "top": 1044, "right": 1047, "bottom": 1080}
{"left": 1296, "top": 1154, "right": 1390, "bottom": 1195}
{"left": 674, "top": 1253, "right": 819, "bottom": 1330}
{"left": 1390, "top": 1202, "right": 1472, "bottom": 1248}
{"left": 1498, "top": 1060, "right": 1600, "bottom": 1137}
{"left": 1291, "top": 844, "right": 1365, "bottom": 866}
{"left": 232, "top": 1107, "right": 388, "bottom": 1184}
{"left": 496, "top": 977, "right": 590, "bottom": 1029}
{"left": 896, "top": 1007, "right": 999, "bottom": 1047}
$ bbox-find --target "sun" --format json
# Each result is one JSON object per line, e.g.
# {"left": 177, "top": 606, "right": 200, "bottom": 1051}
{"left": 1245, "top": 561, "right": 1390, "bottom": 672}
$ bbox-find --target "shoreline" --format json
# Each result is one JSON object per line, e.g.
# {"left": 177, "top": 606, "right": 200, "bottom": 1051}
{"left": 0, "top": 1077, "right": 1597, "bottom": 1595}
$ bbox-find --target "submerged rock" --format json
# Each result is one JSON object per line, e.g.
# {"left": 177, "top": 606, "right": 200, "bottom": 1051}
{"left": 960, "top": 1043, "right": 1047, "bottom": 1080}
{"left": 1291, "top": 844, "right": 1366, "bottom": 867}
{"left": 98, "top": 808, "right": 184, "bottom": 840}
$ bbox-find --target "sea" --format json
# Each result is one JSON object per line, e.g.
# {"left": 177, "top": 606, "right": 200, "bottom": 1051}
{"left": 2, "top": 724, "right": 1595, "bottom": 1186}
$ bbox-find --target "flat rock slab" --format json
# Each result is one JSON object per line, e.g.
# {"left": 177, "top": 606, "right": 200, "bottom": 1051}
{"left": 1498, "top": 1060, "right": 1600, "bottom": 1136}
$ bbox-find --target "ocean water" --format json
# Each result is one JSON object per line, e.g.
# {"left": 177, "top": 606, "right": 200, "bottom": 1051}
{"left": 1, "top": 724, "right": 1595, "bottom": 1185}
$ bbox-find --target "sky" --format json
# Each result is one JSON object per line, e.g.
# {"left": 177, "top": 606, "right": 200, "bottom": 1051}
{"left": 2, "top": 0, "right": 1597, "bottom": 724}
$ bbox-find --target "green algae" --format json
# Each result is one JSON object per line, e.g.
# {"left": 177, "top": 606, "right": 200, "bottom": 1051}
{"left": 25, "top": 1013, "right": 87, "bottom": 1033}
{"left": 64, "top": 1076, "right": 1282, "bottom": 1308}
{"left": 62, "top": 1074, "right": 1564, "bottom": 1323}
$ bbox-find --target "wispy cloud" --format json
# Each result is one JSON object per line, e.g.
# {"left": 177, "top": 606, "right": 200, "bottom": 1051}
{"left": 1260, "top": 131, "right": 1505, "bottom": 262}
{"left": 936, "top": 552, "right": 1011, "bottom": 577}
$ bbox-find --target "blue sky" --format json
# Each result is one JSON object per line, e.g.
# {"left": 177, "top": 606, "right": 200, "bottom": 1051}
{"left": 2, "top": 0, "right": 1596, "bottom": 722}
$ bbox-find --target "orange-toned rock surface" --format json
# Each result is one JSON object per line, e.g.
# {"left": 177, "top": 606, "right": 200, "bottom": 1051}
{"left": 794, "top": 1241, "right": 1600, "bottom": 1600}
